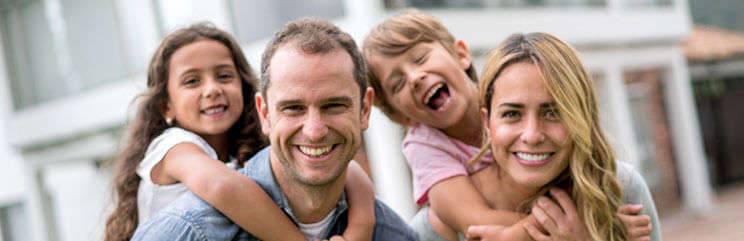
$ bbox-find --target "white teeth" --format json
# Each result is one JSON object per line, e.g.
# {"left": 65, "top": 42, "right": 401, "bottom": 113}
{"left": 516, "top": 152, "right": 550, "bottom": 162}
{"left": 424, "top": 83, "right": 445, "bottom": 105}
{"left": 299, "top": 145, "right": 333, "bottom": 157}
{"left": 203, "top": 106, "right": 226, "bottom": 115}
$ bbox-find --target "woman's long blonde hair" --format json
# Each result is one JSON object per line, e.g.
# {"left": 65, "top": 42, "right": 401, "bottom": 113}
{"left": 473, "top": 32, "right": 628, "bottom": 241}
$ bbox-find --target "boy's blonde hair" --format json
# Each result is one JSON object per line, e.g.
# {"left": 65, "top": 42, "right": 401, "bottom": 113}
{"left": 362, "top": 9, "right": 476, "bottom": 124}
{"left": 473, "top": 32, "right": 628, "bottom": 241}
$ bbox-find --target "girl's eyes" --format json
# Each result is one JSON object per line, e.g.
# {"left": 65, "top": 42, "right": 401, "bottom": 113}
{"left": 183, "top": 78, "right": 198, "bottom": 85}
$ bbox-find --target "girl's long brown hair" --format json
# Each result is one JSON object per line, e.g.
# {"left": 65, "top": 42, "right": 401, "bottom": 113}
{"left": 472, "top": 32, "right": 628, "bottom": 240}
{"left": 104, "top": 23, "right": 266, "bottom": 241}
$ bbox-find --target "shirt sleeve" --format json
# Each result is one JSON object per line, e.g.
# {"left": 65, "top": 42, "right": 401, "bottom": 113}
{"left": 136, "top": 128, "right": 218, "bottom": 183}
{"left": 403, "top": 125, "right": 469, "bottom": 205}
{"left": 131, "top": 212, "right": 206, "bottom": 241}
{"left": 618, "top": 162, "right": 662, "bottom": 241}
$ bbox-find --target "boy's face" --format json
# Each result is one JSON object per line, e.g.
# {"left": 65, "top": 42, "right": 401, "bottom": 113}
{"left": 368, "top": 40, "right": 475, "bottom": 128}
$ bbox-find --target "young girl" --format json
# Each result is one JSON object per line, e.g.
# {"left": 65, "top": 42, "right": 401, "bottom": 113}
{"left": 105, "top": 23, "right": 374, "bottom": 241}
{"left": 361, "top": 9, "right": 657, "bottom": 241}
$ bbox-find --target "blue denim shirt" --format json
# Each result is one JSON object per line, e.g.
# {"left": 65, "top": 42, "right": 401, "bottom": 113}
{"left": 131, "top": 146, "right": 418, "bottom": 241}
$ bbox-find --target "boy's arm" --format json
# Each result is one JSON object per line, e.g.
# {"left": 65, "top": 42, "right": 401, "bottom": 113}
{"left": 338, "top": 161, "right": 375, "bottom": 241}
{"left": 157, "top": 142, "right": 306, "bottom": 241}
{"left": 428, "top": 175, "right": 525, "bottom": 233}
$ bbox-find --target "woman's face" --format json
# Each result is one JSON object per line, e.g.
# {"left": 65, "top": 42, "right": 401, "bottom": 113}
{"left": 482, "top": 62, "right": 573, "bottom": 190}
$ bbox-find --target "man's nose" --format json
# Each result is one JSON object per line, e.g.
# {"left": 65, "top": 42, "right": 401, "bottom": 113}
{"left": 302, "top": 109, "right": 329, "bottom": 141}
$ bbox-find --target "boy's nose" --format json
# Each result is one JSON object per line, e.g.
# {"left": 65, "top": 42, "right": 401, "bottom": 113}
{"left": 409, "top": 71, "right": 426, "bottom": 90}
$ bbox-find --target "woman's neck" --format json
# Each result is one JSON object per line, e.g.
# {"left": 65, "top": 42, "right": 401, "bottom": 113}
{"left": 471, "top": 165, "right": 541, "bottom": 213}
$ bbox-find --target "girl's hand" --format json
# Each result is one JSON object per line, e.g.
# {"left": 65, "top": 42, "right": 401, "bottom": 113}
{"left": 617, "top": 204, "right": 652, "bottom": 241}
{"left": 524, "top": 188, "right": 591, "bottom": 241}
{"left": 317, "top": 235, "right": 347, "bottom": 241}
{"left": 465, "top": 224, "right": 508, "bottom": 241}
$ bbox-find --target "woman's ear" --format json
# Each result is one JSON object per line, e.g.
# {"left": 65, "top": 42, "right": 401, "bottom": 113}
{"left": 454, "top": 40, "right": 472, "bottom": 71}
{"left": 480, "top": 106, "right": 490, "bottom": 133}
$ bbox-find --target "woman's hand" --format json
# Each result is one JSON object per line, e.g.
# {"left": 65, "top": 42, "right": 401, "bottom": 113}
{"left": 524, "top": 188, "right": 591, "bottom": 241}
{"left": 617, "top": 204, "right": 652, "bottom": 241}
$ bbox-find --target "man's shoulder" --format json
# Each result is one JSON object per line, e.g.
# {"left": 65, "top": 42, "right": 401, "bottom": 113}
{"left": 371, "top": 199, "right": 419, "bottom": 241}
{"left": 132, "top": 192, "right": 239, "bottom": 241}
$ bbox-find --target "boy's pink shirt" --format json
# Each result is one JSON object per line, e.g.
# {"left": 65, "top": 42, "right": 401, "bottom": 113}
{"left": 403, "top": 124, "right": 494, "bottom": 205}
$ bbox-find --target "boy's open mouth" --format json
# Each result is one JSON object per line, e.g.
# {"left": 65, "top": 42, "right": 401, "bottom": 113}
{"left": 424, "top": 83, "right": 451, "bottom": 111}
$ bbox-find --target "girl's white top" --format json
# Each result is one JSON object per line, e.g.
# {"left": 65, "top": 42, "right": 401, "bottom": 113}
{"left": 135, "top": 127, "right": 239, "bottom": 224}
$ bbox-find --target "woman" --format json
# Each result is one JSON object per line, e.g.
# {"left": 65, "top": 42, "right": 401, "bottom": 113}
{"left": 465, "top": 32, "right": 660, "bottom": 241}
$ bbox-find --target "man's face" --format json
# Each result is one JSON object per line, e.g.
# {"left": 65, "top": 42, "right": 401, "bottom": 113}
{"left": 256, "top": 46, "right": 373, "bottom": 187}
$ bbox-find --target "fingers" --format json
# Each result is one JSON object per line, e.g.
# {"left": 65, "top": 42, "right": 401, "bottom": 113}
{"left": 328, "top": 236, "right": 346, "bottom": 241}
{"left": 524, "top": 222, "right": 550, "bottom": 241}
{"left": 466, "top": 225, "right": 486, "bottom": 239}
{"left": 532, "top": 203, "right": 558, "bottom": 233}
{"left": 617, "top": 204, "right": 643, "bottom": 215}
{"left": 548, "top": 188, "right": 579, "bottom": 220}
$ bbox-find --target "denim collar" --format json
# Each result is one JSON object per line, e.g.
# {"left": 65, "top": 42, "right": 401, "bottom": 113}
{"left": 240, "top": 146, "right": 348, "bottom": 225}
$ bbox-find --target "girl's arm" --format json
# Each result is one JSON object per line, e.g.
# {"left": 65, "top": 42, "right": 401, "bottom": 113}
{"left": 428, "top": 175, "right": 525, "bottom": 234}
{"left": 335, "top": 161, "right": 375, "bottom": 241}
{"left": 153, "top": 142, "right": 306, "bottom": 241}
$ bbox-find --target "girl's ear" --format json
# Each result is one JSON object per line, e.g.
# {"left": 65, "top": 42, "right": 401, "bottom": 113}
{"left": 163, "top": 102, "right": 175, "bottom": 122}
{"left": 454, "top": 40, "right": 472, "bottom": 71}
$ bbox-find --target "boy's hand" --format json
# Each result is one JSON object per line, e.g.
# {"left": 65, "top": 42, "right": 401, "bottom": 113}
{"left": 525, "top": 188, "right": 591, "bottom": 241}
{"left": 465, "top": 224, "right": 507, "bottom": 241}
{"left": 617, "top": 204, "right": 652, "bottom": 241}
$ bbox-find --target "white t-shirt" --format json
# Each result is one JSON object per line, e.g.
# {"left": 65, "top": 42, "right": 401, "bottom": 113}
{"left": 297, "top": 210, "right": 336, "bottom": 241}
{"left": 135, "top": 127, "right": 238, "bottom": 223}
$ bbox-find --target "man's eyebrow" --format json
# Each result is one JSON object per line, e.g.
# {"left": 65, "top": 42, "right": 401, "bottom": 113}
{"left": 498, "top": 103, "right": 524, "bottom": 108}
{"left": 326, "top": 96, "right": 353, "bottom": 103}
{"left": 276, "top": 99, "right": 302, "bottom": 107}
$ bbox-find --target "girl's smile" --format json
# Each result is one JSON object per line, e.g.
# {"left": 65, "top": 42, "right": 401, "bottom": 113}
{"left": 164, "top": 39, "right": 244, "bottom": 140}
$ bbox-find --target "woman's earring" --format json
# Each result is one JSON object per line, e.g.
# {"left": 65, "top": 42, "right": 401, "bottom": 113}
{"left": 166, "top": 117, "right": 174, "bottom": 126}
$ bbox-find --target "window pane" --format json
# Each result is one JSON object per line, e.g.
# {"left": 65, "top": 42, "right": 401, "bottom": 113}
{"left": 228, "top": 0, "right": 345, "bottom": 43}
{"left": 1, "top": 0, "right": 130, "bottom": 109}
{"left": 0, "top": 203, "right": 30, "bottom": 241}
{"left": 385, "top": 0, "right": 607, "bottom": 8}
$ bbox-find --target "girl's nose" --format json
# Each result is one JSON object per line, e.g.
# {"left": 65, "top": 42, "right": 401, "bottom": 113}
{"left": 203, "top": 79, "right": 223, "bottom": 99}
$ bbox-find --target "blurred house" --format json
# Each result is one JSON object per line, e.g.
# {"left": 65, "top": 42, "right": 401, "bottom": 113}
{"left": 0, "top": 0, "right": 714, "bottom": 240}
{"left": 683, "top": 25, "right": 744, "bottom": 188}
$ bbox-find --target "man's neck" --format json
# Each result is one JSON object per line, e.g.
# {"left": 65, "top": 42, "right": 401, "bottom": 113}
{"left": 270, "top": 153, "right": 346, "bottom": 224}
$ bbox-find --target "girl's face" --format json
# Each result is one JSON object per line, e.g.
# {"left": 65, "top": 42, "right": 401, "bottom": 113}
{"left": 368, "top": 40, "right": 475, "bottom": 128}
{"left": 483, "top": 62, "right": 573, "bottom": 190}
{"left": 164, "top": 39, "right": 244, "bottom": 138}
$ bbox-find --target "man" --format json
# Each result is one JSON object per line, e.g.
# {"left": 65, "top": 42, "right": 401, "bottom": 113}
{"left": 131, "top": 18, "right": 418, "bottom": 240}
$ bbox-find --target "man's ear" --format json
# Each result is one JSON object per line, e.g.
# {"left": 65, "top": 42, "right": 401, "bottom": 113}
{"left": 454, "top": 40, "right": 472, "bottom": 71}
{"left": 360, "top": 87, "right": 374, "bottom": 131}
{"left": 255, "top": 92, "right": 271, "bottom": 136}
